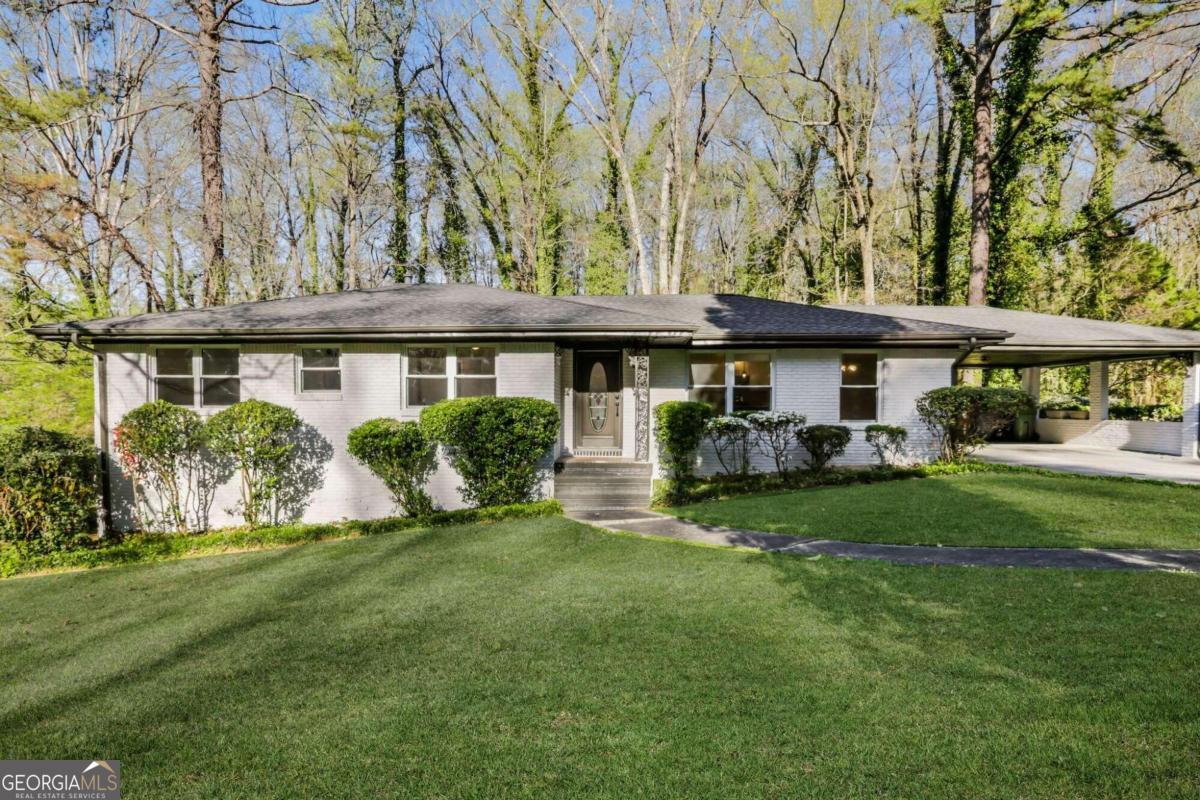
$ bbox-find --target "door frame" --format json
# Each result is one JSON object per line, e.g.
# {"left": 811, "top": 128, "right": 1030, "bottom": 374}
{"left": 573, "top": 349, "right": 623, "bottom": 451}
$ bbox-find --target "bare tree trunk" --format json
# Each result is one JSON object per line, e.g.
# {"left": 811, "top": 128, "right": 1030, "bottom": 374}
{"left": 389, "top": 40, "right": 409, "bottom": 281}
{"left": 197, "top": 0, "right": 226, "bottom": 306}
{"left": 655, "top": 148, "right": 674, "bottom": 294}
{"left": 968, "top": 0, "right": 992, "bottom": 306}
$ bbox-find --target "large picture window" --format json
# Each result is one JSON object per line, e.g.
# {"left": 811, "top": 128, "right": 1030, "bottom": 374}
{"left": 406, "top": 345, "right": 498, "bottom": 407}
{"left": 154, "top": 347, "right": 240, "bottom": 408}
{"left": 840, "top": 353, "right": 878, "bottom": 421}
{"left": 298, "top": 347, "right": 341, "bottom": 393}
{"left": 688, "top": 352, "right": 772, "bottom": 413}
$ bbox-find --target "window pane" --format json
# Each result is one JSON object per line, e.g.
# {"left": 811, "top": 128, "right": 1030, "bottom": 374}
{"left": 409, "top": 348, "right": 446, "bottom": 376}
{"left": 688, "top": 386, "right": 725, "bottom": 412}
{"left": 733, "top": 387, "right": 771, "bottom": 411}
{"left": 156, "top": 377, "right": 193, "bottom": 406}
{"left": 407, "top": 377, "right": 448, "bottom": 406}
{"left": 302, "top": 370, "right": 341, "bottom": 392}
{"left": 301, "top": 347, "right": 339, "bottom": 369}
{"left": 457, "top": 346, "right": 496, "bottom": 376}
{"left": 689, "top": 352, "right": 724, "bottom": 386}
{"left": 841, "top": 354, "right": 877, "bottom": 386}
{"left": 156, "top": 348, "right": 192, "bottom": 376}
{"left": 456, "top": 377, "right": 496, "bottom": 397}
{"left": 840, "top": 387, "right": 877, "bottom": 420}
{"left": 202, "top": 348, "right": 239, "bottom": 376}
{"left": 733, "top": 355, "right": 770, "bottom": 386}
{"left": 203, "top": 377, "right": 240, "bottom": 406}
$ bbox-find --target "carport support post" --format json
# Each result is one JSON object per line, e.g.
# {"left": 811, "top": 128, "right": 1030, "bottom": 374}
{"left": 1089, "top": 361, "right": 1109, "bottom": 421}
{"left": 1183, "top": 352, "right": 1200, "bottom": 460}
{"left": 1020, "top": 367, "right": 1041, "bottom": 404}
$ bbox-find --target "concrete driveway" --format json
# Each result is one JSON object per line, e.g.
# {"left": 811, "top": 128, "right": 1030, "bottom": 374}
{"left": 979, "top": 442, "right": 1200, "bottom": 484}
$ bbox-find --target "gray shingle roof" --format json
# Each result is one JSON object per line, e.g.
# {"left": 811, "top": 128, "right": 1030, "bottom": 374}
{"left": 569, "top": 294, "right": 1008, "bottom": 342}
{"left": 28, "top": 283, "right": 693, "bottom": 342}
{"left": 28, "top": 283, "right": 1007, "bottom": 346}
{"left": 834, "top": 305, "right": 1200, "bottom": 348}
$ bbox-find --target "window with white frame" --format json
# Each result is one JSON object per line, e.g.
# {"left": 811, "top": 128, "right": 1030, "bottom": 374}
{"left": 298, "top": 347, "right": 341, "bottom": 393}
{"left": 840, "top": 353, "right": 878, "bottom": 421}
{"left": 407, "top": 347, "right": 449, "bottom": 406}
{"left": 688, "top": 352, "right": 772, "bottom": 413}
{"left": 455, "top": 346, "right": 496, "bottom": 397}
{"left": 154, "top": 347, "right": 240, "bottom": 407}
{"left": 405, "top": 345, "right": 498, "bottom": 407}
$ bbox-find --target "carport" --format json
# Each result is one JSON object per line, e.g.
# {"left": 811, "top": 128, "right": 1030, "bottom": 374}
{"left": 840, "top": 305, "right": 1200, "bottom": 460}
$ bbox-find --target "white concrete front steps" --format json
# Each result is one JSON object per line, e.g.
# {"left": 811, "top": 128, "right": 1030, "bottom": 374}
{"left": 553, "top": 457, "right": 653, "bottom": 511}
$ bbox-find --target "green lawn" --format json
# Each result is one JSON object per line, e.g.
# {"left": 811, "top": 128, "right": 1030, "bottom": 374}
{"left": 1, "top": 517, "right": 1198, "bottom": 798}
{"left": 667, "top": 471, "right": 1200, "bottom": 549}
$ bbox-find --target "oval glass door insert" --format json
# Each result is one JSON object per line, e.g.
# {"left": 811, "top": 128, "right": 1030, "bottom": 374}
{"left": 587, "top": 361, "right": 608, "bottom": 432}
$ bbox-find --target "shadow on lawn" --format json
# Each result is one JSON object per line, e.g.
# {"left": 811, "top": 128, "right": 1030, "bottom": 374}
{"left": 0, "top": 519, "right": 604, "bottom": 748}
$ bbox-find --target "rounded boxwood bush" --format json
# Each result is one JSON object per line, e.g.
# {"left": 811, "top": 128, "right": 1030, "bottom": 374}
{"left": 0, "top": 426, "right": 97, "bottom": 551}
{"left": 421, "top": 397, "right": 559, "bottom": 508}
{"left": 653, "top": 401, "right": 715, "bottom": 481}
{"left": 113, "top": 400, "right": 207, "bottom": 532}
{"left": 206, "top": 400, "right": 302, "bottom": 526}
{"left": 347, "top": 418, "right": 436, "bottom": 516}
{"left": 796, "top": 424, "right": 852, "bottom": 473}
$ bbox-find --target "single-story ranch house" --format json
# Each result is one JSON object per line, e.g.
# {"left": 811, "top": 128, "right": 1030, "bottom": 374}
{"left": 29, "top": 284, "right": 1200, "bottom": 528}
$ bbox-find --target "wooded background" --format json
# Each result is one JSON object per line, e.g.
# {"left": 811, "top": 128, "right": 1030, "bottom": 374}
{"left": 2, "top": 0, "right": 1198, "bottom": 432}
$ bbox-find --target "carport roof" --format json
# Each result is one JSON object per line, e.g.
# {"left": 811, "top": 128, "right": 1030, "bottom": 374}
{"left": 833, "top": 305, "right": 1200, "bottom": 367}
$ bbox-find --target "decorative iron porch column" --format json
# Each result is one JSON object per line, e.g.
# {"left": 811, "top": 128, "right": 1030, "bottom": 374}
{"left": 627, "top": 347, "right": 650, "bottom": 462}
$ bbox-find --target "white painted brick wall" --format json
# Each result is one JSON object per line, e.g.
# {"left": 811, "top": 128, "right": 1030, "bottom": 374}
{"left": 100, "top": 342, "right": 557, "bottom": 531}
{"left": 1036, "top": 417, "right": 1182, "bottom": 455}
{"left": 648, "top": 347, "right": 957, "bottom": 477}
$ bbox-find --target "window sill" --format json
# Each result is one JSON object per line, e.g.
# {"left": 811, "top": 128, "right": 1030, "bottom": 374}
{"left": 296, "top": 393, "right": 343, "bottom": 401}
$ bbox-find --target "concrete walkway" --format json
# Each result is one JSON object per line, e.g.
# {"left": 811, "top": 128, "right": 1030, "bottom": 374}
{"left": 569, "top": 509, "right": 1200, "bottom": 572}
{"left": 979, "top": 442, "right": 1200, "bottom": 484}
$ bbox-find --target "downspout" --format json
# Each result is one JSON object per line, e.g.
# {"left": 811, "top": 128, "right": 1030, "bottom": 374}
{"left": 951, "top": 336, "right": 979, "bottom": 385}
{"left": 70, "top": 333, "right": 112, "bottom": 538}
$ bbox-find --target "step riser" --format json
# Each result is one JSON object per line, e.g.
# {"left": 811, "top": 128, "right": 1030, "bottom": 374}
{"left": 556, "top": 467, "right": 653, "bottom": 478}
{"left": 555, "top": 478, "right": 653, "bottom": 489}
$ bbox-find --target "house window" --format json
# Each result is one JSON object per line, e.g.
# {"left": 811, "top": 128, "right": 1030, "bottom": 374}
{"left": 688, "top": 352, "right": 726, "bottom": 411}
{"left": 840, "top": 353, "right": 878, "bottom": 421}
{"left": 732, "top": 353, "right": 771, "bottom": 411}
{"left": 688, "top": 352, "right": 772, "bottom": 413}
{"left": 456, "top": 346, "right": 496, "bottom": 397}
{"left": 154, "top": 347, "right": 240, "bottom": 407}
{"left": 405, "top": 345, "right": 498, "bottom": 407}
{"left": 299, "top": 347, "right": 341, "bottom": 393}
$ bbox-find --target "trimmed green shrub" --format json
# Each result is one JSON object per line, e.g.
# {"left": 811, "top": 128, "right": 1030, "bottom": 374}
{"left": 653, "top": 401, "right": 715, "bottom": 481}
{"left": 1110, "top": 403, "right": 1183, "bottom": 422}
{"left": 916, "top": 386, "right": 1034, "bottom": 462}
{"left": 421, "top": 397, "right": 559, "bottom": 507}
{"left": 865, "top": 424, "right": 908, "bottom": 467}
{"left": 206, "top": 400, "right": 302, "bottom": 527}
{"left": 704, "top": 415, "right": 754, "bottom": 476}
{"left": 744, "top": 411, "right": 806, "bottom": 474}
{"left": 113, "top": 401, "right": 207, "bottom": 532}
{"left": 796, "top": 424, "right": 852, "bottom": 473}
{"left": 0, "top": 426, "right": 96, "bottom": 551}
{"left": 347, "top": 418, "right": 436, "bottom": 516}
